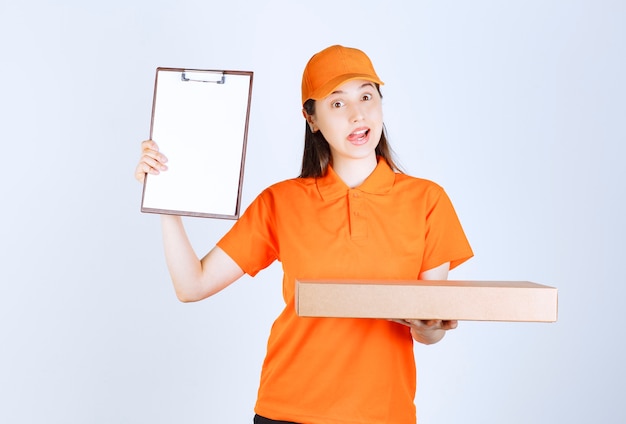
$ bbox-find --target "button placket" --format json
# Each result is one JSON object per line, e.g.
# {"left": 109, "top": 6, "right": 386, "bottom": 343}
{"left": 348, "top": 190, "right": 367, "bottom": 239}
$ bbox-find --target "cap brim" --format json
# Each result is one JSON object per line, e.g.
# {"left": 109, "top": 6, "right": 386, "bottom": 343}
{"left": 307, "top": 73, "right": 384, "bottom": 101}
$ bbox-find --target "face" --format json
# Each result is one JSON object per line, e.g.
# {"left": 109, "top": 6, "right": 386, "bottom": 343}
{"left": 305, "top": 79, "right": 383, "bottom": 165}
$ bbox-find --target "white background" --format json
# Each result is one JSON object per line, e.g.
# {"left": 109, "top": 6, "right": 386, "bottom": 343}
{"left": 1, "top": 1, "right": 624, "bottom": 423}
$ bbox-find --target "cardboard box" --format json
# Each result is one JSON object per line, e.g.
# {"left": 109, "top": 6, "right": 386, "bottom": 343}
{"left": 295, "top": 280, "right": 558, "bottom": 322}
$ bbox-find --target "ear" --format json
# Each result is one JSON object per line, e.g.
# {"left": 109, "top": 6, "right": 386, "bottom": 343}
{"left": 302, "top": 108, "right": 318, "bottom": 133}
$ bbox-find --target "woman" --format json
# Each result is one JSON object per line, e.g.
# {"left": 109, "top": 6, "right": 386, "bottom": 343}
{"left": 135, "top": 45, "right": 473, "bottom": 424}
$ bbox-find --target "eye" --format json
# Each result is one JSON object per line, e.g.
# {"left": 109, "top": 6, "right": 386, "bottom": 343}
{"left": 362, "top": 93, "right": 373, "bottom": 101}
{"left": 331, "top": 100, "right": 344, "bottom": 108}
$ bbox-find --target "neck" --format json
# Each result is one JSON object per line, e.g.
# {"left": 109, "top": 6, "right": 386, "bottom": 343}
{"left": 332, "top": 155, "right": 378, "bottom": 188}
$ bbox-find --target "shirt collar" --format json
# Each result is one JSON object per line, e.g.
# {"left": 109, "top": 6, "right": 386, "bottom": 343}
{"left": 316, "top": 157, "right": 396, "bottom": 201}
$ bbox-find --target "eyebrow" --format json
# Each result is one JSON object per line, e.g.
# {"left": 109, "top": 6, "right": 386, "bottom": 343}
{"left": 329, "top": 82, "right": 376, "bottom": 96}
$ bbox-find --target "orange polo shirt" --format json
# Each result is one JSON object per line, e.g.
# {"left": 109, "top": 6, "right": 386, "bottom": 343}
{"left": 217, "top": 158, "right": 473, "bottom": 424}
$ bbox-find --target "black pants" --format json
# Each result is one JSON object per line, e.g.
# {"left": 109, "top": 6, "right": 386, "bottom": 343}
{"left": 253, "top": 414, "right": 299, "bottom": 424}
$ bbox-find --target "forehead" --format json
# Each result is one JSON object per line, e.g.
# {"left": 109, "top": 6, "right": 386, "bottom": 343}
{"left": 328, "top": 79, "right": 376, "bottom": 96}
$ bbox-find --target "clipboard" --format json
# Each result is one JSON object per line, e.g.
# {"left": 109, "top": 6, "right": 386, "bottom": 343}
{"left": 141, "top": 67, "right": 254, "bottom": 219}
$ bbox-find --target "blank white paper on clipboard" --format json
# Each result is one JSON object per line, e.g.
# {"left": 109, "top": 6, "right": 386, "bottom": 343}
{"left": 141, "top": 67, "right": 253, "bottom": 219}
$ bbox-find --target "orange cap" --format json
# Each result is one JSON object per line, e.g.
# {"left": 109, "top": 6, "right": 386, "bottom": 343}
{"left": 301, "top": 45, "right": 384, "bottom": 105}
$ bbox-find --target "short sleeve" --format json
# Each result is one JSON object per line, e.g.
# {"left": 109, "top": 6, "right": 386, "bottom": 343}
{"left": 216, "top": 190, "right": 278, "bottom": 277}
{"left": 421, "top": 186, "right": 473, "bottom": 272}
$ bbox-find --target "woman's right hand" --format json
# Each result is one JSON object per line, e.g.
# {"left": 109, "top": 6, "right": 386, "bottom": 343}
{"left": 135, "top": 139, "right": 168, "bottom": 183}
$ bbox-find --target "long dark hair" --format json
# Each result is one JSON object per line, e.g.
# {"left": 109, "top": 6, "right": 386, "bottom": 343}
{"left": 299, "top": 87, "right": 402, "bottom": 178}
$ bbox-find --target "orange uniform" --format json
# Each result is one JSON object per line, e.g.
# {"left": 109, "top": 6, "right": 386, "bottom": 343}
{"left": 217, "top": 158, "right": 473, "bottom": 423}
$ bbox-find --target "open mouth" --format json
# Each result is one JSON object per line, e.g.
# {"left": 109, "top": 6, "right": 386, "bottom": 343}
{"left": 348, "top": 128, "right": 370, "bottom": 144}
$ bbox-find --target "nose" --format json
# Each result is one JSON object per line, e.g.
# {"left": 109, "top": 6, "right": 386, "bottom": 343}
{"left": 350, "top": 102, "right": 365, "bottom": 122}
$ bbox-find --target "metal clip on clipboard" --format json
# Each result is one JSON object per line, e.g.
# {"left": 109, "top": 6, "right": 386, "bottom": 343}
{"left": 181, "top": 70, "right": 226, "bottom": 84}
